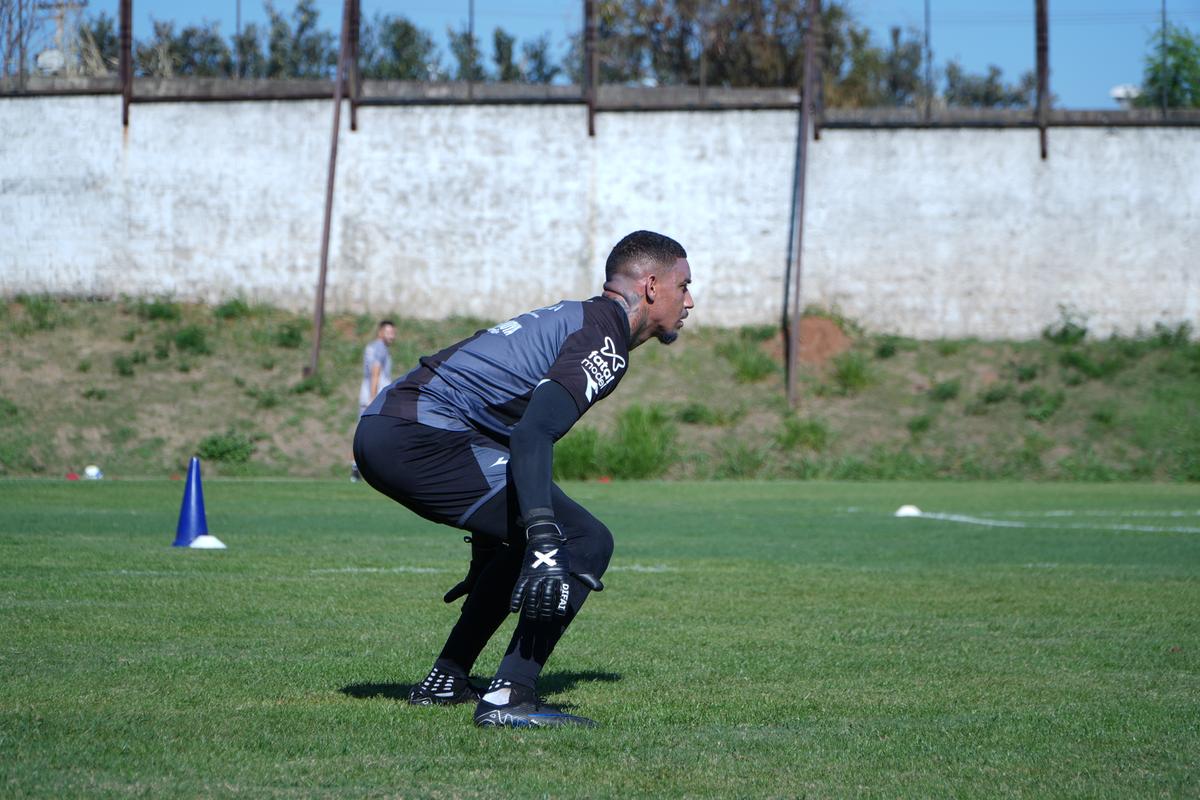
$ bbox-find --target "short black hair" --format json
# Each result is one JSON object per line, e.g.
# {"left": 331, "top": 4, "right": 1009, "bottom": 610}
{"left": 378, "top": 319, "right": 395, "bottom": 329}
{"left": 605, "top": 230, "right": 687, "bottom": 281}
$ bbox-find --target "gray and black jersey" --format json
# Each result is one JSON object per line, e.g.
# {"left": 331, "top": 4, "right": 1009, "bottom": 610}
{"left": 363, "top": 297, "right": 631, "bottom": 443}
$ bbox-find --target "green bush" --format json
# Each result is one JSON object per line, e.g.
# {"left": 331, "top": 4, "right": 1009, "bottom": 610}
{"left": 1151, "top": 321, "right": 1192, "bottom": 349}
{"left": 601, "top": 405, "right": 678, "bottom": 479}
{"left": 273, "top": 320, "right": 306, "bottom": 349}
{"left": 980, "top": 382, "right": 1013, "bottom": 404}
{"left": 1091, "top": 404, "right": 1117, "bottom": 428}
{"left": 831, "top": 352, "right": 870, "bottom": 395}
{"left": 291, "top": 372, "right": 335, "bottom": 398}
{"left": 136, "top": 297, "right": 182, "bottom": 322}
{"left": 739, "top": 324, "right": 777, "bottom": 343}
{"left": 929, "top": 379, "right": 960, "bottom": 401}
{"left": 1019, "top": 387, "right": 1065, "bottom": 422}
{"left": 1043, "top": 306, "right": 1088, "bottom": 345}
{"left": 716, "top": 338, "right": 777, "bottom": 383}
{"left": 174, "top": 325, "right": 211, "bottom": 356}
{"left": 196, "top": 429, "right": 255, "bottom": 464}
{"left": 1060, "top": 349, "right": 1124, "bottom": 380}
{"left": 552, "top": 427, "right": 602, "bottom": 480}
{"left": 0, "top": 397, "right": 19, "bottom": 424}
{"left": 15, "top": 294, "right": 59, "bottom": 331}
{"left": 676, "top": 402, "right": 740, "bottom": 426}
{"left": 113, "top": 355, "right": 136, "bottom": 377}
{"left": 778, "top": 416, "right": 828, "bottom": 452}
{"left": 76, "top": 359, "right": 91, "bottom": 373}
{"left": 936, "top": 340, "right": 963, "bottom": 357}
{"left": 714, "top": 441, "right": 768, "bottom": 479}
{"left": 214, "top": 297, "right": 253, "bottom": 320}
{"left": 874, "top": 336, "right": 898, "bottom": 359}
{"left": 1011, "top": 362, "right": 1039, "bottom": 383}
{"left": 907, "top": 414, "right": 934, "bottom": 436}
{"left": 81, "top": 387, "right": 108, "bottom": 401}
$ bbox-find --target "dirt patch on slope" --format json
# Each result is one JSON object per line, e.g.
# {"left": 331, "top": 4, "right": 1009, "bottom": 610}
{"left": 763, "top": 317, "right": 853, "bottom": 366}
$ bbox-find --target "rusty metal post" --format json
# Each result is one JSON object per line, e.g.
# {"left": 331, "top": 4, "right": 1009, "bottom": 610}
{"left": 467, "top": 0, "right": 475, "bottom": 101}
{"left": 785, "top": 0, "right": 820, "bottom": 408}
{"left": 1035, "top": 0, "right": 1049, "bottom": 159}
{"left": 348, "top": 0, "right": 360, "bottom": 131}
{"left": 584, "top": 0, "right": 597, "bottom": 136}
{"left": 923, "top": 0, "right": 932, "bottom": 123}
{"left": 306, "top": 0, "right": 351, "bottom": 377}
{"left": 119, "top": 0, "right": 131, "bottom": 126}
{"left": 1160, "top": 0, "right": 1168, "bottom": 114}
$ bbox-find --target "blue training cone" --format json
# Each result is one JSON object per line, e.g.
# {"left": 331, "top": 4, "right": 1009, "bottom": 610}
{"left": 173, "top": 457, "right": 225, "bottom": 549}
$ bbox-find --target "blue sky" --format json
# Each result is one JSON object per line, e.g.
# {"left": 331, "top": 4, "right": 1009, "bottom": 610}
{"left": 87, "top": 1, "right": 1200, "bottom": 108}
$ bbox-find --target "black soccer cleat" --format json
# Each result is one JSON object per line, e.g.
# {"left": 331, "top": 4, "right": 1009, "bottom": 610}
{"left": 473, "top": 682, "right": 596, "bottom": 728}
{"left": 407, "top": 668, "right": 480, "bottom": 706}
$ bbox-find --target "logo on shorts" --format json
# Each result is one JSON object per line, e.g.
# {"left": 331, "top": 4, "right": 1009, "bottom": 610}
{"left": 581, "top": 336, "right": 626, "bottom": 403}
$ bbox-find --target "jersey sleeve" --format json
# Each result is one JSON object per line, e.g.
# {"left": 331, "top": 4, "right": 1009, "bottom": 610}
{"left": 542, "top": 310, "right": 629, "bottom": 414}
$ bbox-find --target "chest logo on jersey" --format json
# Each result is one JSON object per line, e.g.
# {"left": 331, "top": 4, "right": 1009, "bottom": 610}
{"left": 581, "top": 336, "right": 627, "bottom": 402}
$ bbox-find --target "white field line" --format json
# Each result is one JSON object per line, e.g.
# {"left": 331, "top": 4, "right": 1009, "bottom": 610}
{"left": 309, "top": 566, "right": 446, "bottom": 574}
{"left": 910, "top": 511, "right": 1200, "bottom": 534}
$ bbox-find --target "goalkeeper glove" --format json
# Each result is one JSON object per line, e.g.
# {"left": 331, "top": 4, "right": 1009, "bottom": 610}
{"left": 509, "top": 516, "right": 602, "bottom": 621}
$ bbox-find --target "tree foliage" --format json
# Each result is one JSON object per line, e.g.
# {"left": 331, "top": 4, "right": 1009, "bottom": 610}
{"left": 360, "top": 14, "right": 439, "bottom": 80}
{"left": 943, "top": 61, "right": 1036, "bottom": 108}
{"left": 1136, "top": 23, "right": 1200, "bottom": 109}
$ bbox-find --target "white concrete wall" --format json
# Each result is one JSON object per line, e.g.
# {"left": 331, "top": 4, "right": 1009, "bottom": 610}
{"left": 1, "top": 95, "right": 1196, "bottom": 338}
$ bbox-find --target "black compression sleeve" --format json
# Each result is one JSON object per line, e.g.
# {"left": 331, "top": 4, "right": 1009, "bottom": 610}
{"left": 509, "top": 380, "right": 581, "bottom": 522}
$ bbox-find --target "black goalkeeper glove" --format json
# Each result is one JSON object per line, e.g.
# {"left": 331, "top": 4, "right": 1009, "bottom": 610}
{"left": 443, "top": 535, "right": 503, "bottom": 604}
{"left": 510, "top": 517, "right": 603, "bottom": 621}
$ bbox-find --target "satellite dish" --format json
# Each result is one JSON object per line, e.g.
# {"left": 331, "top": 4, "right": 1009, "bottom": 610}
{"left": 36, "top": 49, "right": 66, "bottom": 73}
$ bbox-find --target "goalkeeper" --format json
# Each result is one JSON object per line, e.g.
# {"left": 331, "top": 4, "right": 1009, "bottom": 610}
{"left": 353, "top": 230, "right": 694, "bottom": 728}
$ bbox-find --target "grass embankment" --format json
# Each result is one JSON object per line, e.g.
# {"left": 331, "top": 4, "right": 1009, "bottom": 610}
{"left": 1, "top": 295, "right": 1197, "bottom": 480}
{"left": 1, "top": 480, "right": 1197, "bottom": 797}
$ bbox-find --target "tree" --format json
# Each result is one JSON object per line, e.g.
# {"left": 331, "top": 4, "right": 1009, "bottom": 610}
{"left": 492, "top": 27, "right": 521, "bottom": 81}
{"left": 521, "top": 35, "right": 561, "bottom": 84}
{"left": 448, "top": 25, "right": 484, "bottom": 82}
{"left": 266, "top": 0, "right": 335, "bottom": 79}
{"left": 1135, "top": 23, "right": 1200, "bottom": 109}
{"left": 1, "top": 0, "right": 51, "bottom": 78}
{"left": 76, "top": 11, "right": 118, "bottom": 76}
{"left": 360, "top": 13, "right": 439, "bottom": 80}
{"left": 134, "top": 20, "right": 233, "bottom": 78}
{"left": 232, "top": 22, "right": 268, "bottom": 78}
{"left": 943, "top": 61, "right": 1035, "bottom": 108}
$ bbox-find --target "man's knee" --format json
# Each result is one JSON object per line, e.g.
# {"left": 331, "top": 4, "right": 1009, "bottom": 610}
{"left": 563, "top": 515, "right": 614, "bottom": 579}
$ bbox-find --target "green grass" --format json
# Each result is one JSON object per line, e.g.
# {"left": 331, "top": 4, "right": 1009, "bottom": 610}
{"left": 0, "top": 480, "right": 1197, "bottom": 797}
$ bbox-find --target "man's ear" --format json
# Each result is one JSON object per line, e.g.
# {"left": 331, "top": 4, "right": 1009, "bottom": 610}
{"left": 644, "top": 273, "right": 657, "bottom": 303}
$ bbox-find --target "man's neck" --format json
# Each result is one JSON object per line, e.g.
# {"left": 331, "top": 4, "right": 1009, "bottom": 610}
{"left": 602, "top": 281, "right": 651, "bottom": 349}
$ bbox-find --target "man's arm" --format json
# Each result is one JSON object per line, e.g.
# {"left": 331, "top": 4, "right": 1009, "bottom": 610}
{"left": 369, "top": 361, "right": 383, "bottom": 401}
{"left": 508, "top": 380, "right": 579, "bottom": 522}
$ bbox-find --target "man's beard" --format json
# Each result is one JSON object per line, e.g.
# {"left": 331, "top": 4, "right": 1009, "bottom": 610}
{"left": 656, "top": 330, "right": 679, "bottom": 345}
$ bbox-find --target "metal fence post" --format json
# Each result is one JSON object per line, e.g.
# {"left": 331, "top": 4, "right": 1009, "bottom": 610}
{"left": 120, "top": 0, "right": 131, "bottom": 126}
{"left": 584, "top": 0, "right": 597, "bottom": 136}
{"left": 1036, "top": 0, "right": 1049, "bottom": 159}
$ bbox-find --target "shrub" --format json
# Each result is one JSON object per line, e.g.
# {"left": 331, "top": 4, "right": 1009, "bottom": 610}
{"left": 778, "top": 416, "right": 829, "bottom": 452}
{"left": 81, "top": 387, "right": 108, "bottom": 401}
{"left": 113, "top": 355, "right": 135, "bottom": 377}
{"left": 714, "top": 441, "right": 768, "bottom": 479}
{"left": 214, "top": 297, "right": 253, "bottom": 320}
{"left": 196, "top": 429, "right": 255, "bottom": 464}
{"left": 1059, "top": 349, "right": 1123, "bottom": 380}
{"left": 907, "top": 414, "right": 934, "bottom": 436}
{"left": 716, "top": 337, "right": 777, "bottom": 383}
{"left": 76, "top": 359, "right": 91, "bottom": 373}
{"left": 929, "top": 379, "right": 960, "bottom": 401}
{"left": 1012, "top": 362, "right": 1039, "bottom": 383}
{"left": 1043, "top": 305, "right": 1088, "bottom": 345}
{"left": 15, "top": 294, "right": 59, "bottom": 331}
{"left": 552, "top": 427, "right": 602, "bottom": 480}
{"left": 291, "top": 372, "right": 335, "bottom": 398}
{"left": 1091, "top": 405, "right": 1117, "bottom": 428}
{"left": 174, "top": 325, "right": 211, "bottom": 356}
{"left": 739, "top": 324, "right": 777, "bottom": 343}
{"left": 1019, "top": 387, "right": 1065, "bottom": 422}
{"left": 936, "top": 340, "right": 963, "bottom": 357}
{"left": 1151, "top": 321, "right": 1193, "bottom": 349}
{"left": 875, "top": 336, "right": 898, "bottom": 359}
{"left": 980, "top": 382, "right": 1013, "bottom": 404}
{"left": 273, "top": 320, "right": 306, "bottom": 349}
{"left": 831, "top": 352, "right": 870, "bottom": 395}
{"left": 600, "top": 405, "right": 677, "bottom": 479}
{"left": 0, "top": 397, "right": 19, "bottom": 424}
{"left": 136, "top": 297, "right": 182, "bottom": 322}
{"left": 120, "top": 327, "right": 138, "bottom": 342}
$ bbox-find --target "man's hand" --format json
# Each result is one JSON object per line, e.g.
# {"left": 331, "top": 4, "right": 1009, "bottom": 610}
{"left": 510, "top": 519, "right": 602, "bottom": 621}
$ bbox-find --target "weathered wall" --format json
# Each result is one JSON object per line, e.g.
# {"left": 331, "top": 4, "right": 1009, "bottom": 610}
{"left": 1, "top": 95, "right": 1196, "bottom": 337}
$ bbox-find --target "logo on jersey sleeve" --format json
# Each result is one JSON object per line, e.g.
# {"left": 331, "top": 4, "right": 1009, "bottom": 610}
{"left": 488, "top": 319, "right": 522, "bottom": 336}
{"left": 581, "top": 336, "right": 627, "bottom": 402}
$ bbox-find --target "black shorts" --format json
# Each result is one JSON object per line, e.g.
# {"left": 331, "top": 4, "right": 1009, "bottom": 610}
{"left": 353, "top": 414, "right": 510, "bottom": 528}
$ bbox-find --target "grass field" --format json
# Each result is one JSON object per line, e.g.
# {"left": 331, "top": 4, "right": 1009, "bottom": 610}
{"left": 2, "top": 479, "right": 1199, "bottom": 798}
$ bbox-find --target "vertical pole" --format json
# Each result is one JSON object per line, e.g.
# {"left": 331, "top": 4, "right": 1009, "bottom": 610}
{"left": 923, "top": 0, "right": 932, "bottom": 123}
{"left": 120, "top": 0, "right": 131, "bottom": 127}
{"left": 348, "top": 0, "right": 360, "bottom": 131}
{"left": 235, "top": 0, "right": 241, "bottom": 78}
{"left": 786, "top": 0, "right": 819, "bottom": 409}
{"left": 467, "top": 0, "right": 475, "bottom": 101}
{"left": 584, "top": 0, "right": 597, "bottom": 136}
{"left": 1035, "top": 0, "right": 1048, "bottom": 159}
{"left": 18, "top": 0, "right": 27, "bottom": 90}
{"left": 307, "top": 0, "right": 350, "bottom": 378}
{"left": 1160, "top": 0, "right": 1168, "bottom": 113}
